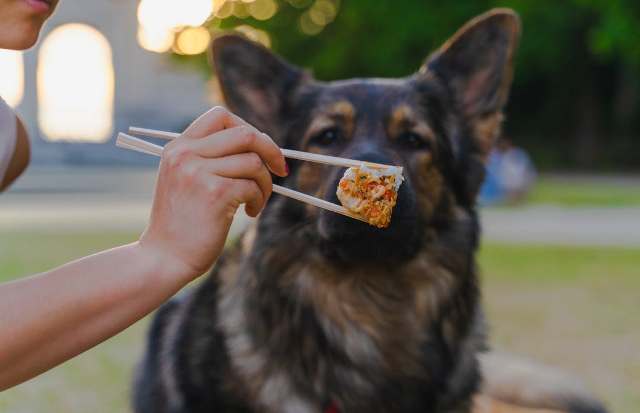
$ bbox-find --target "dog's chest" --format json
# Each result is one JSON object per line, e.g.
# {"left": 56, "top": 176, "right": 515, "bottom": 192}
{"left": 217, "top": 265, "right": 435, "bottom": 413}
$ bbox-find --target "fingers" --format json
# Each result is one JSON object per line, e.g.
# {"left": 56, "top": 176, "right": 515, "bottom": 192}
{"left": 161, "top": 145, "right": 272, "bottom": 216}
{"left": 178, "top": 106, "right": 287, "bottom": 177}
{"left": 225, "top": 178, "right": 264, "bottom": 218}
{"left": 197, "top": 153, "right": 273, "bottom": 208}
{"left": 187, "top": 126, "right": 287, "bottom": 177}
{"left": 181, "top": 106, "right": 241, "bottom": 139}
{"left": 163, "top": 106, "right": 285, "bottom": 218}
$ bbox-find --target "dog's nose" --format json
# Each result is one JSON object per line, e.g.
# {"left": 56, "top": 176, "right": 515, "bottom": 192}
{"left": 318, "top": 150, "right": 421, "bottom": 264}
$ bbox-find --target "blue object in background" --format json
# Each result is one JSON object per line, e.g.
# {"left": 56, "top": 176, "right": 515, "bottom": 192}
{"left": 479, "top": 151, "right": 505, "bottom": 205}
{"left": 479, "top": 139, "right": 536, "bottom": 205}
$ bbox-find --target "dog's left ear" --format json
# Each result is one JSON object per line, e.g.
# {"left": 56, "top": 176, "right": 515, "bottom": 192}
{"left": 211, "top": 34, "right": 309, "bottom": 141}
{"left": 422, "top": 8, "right": 520, "bottom": 157}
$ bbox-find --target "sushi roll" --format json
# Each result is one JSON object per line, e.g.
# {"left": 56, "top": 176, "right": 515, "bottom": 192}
{"left": 336, "top": 164, "right": 403, "bottom": 228}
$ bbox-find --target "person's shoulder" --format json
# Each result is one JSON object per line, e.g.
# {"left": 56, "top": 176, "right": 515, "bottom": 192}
{"left": 0, "top": 95, "right": 16, "bottom": 127}
{"left": 0, "top": 98, "right": 29, "bottom": 191}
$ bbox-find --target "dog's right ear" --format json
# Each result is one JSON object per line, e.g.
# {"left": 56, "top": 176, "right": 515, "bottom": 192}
{"left": 422, "top": 9, "right": 520, "bottom": 157}
{"left": 211, "top": 35, "right": 308, "bottom": 140}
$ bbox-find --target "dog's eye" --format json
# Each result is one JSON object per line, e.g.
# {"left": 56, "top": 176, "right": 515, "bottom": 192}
{"left": 398, "top": 132, "right": 429, "bottom": 150}
{"left": 311, "top": 128, "right": 341, "bottom": 146}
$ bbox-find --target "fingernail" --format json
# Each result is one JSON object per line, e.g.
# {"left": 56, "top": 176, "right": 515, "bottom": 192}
{"left": 284, "top": 162, "right": 290, "bottom": 176}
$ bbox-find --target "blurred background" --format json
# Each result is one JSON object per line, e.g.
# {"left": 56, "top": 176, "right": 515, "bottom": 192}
{"left": 0, "top": 0, "right": 638, "bottom": 412}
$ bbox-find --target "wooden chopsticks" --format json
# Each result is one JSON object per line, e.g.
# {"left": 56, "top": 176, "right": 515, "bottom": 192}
{"left": 115, "top": 132, "right": 369, "bottom": 223}
{"left": 128, "top": 127, "right": 401, "bottom": 172}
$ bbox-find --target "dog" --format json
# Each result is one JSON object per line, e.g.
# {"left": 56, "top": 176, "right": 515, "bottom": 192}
{"left": 132, "top": 9, "right": 607, "bottom": 413}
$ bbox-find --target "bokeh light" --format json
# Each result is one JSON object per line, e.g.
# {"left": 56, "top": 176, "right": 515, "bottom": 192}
{"left": 299, "top": 11, "right": 323, "bottom": 35}
{"left": 136, "top": 0, "right": 337, "bottom": 54}
{"left": 174, "top": 27, "right": 212, "bottom": 55}
{"left": 137, "top": 0, "right": 213, "bottom": 53}
{"left": 212, "top": 0, "right": 278, "bottom": 20}
{"left": 0, "top": 50, "right": 24, "bottom": 108}
{"left": 309, "top": 0, "right": 336, "bottom": 25}
{"left": 38, "top": 24, "right": 114, "bottom": 142}
{"left": 232, "top": 2, "right": 251, "bottom": 18}
{"left": 298, "top": 0, "right": 339, "bottom": 35}
{"left": 248, "top": 0, "right": 278, "bottom": 20}
{"left": 137, "top": 0, "right": 213, "bottom": 30}
{"left": 233, "top": 25, "right": 271, "bottom": 48}
{"left": 174, "top": 0, "right": 214, "bottom": 27}
{"left": 137, "top": 0, "right": 174, "bottom": 32}
{"left": 137, "top": 25, "right": 174, "bottom": 53}
{"left": 214, "top": 1, "right": 234, "bottom": 18}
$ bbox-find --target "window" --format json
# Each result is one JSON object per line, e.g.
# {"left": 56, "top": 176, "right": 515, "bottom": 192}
{"left": 0, "top": 49, "right": 24, "bottom": 108}
{"left": 37, "top": 23, "right": 114, "bottom": 142}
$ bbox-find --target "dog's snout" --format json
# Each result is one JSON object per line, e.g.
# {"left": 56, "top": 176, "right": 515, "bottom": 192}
{"left": 317, "top": 148, "right": 423, "bottom": 264}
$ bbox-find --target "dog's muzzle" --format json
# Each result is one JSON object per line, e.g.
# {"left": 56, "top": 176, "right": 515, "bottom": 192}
{"left": 316, "top": 152, "right": 423, "bottom": 265}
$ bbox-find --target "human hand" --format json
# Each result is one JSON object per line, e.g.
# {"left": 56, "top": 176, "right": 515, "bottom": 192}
{"left": 139, "top": 106, "right": 287, "bottom": 280}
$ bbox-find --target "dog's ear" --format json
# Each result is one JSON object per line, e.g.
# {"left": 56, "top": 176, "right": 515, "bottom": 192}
{"left": 211, "top": 34, "right": 308, "bottom": 140}
{"left": 422, "top": 8, "right": 520, "bottom": 157}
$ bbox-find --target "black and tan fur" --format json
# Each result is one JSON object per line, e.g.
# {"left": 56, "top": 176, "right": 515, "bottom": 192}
{"left": 133, "top": 9, "right": 607, "bottom": 413}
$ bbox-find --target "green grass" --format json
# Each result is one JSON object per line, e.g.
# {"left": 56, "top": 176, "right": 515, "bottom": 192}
{"left": 0, "top": 231, "right": 144, "bottom": 413}
{"left": 478, "top": 242, "right": 640, "bottom": 282}
{"left": 479, "top": 242, "right": 640, "bottom": 413}
{"left": 0, "top": 232, "right": 139, "bottom": 283}
{"left": 1, "top": 232, "right": 638, "bottom": 412}
{"left": 527, "top": 177, "right": 640, "bottom": 207}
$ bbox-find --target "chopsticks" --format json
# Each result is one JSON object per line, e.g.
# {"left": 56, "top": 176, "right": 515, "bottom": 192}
{"left": 115, "top": 132, "right": 368, "bottom": 223}
{"left": 128, "top": 126, "right": 401, "bottom": 172}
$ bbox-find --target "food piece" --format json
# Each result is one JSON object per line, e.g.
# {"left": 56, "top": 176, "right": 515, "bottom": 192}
{"left": 336, "top": 164, "right": 403, "bottom": 228}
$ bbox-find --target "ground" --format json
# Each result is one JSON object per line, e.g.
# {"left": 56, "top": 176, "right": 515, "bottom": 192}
{"left": 528, "top": 174, "right": 640, "bottom": 207}
{"left": 0, "top": 231, "right": 638, "bottom": 413}
{"left": 1, "top": 168, "right": 638, "bottom": 411}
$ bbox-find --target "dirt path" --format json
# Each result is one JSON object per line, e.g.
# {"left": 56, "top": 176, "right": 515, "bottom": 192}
{"left": 3, "top": 167, "right": 639, "bottom": 246}
{"left": 482, "top": 206, "right": 640, "bottom": 246}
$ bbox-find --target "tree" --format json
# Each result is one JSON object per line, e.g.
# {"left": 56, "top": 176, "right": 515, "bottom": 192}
{"left": 187, "top": 0, "right": 640, "bottom": 170}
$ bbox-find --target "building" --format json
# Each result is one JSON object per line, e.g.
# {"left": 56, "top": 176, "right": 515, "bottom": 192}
{"left": 6, "top": 0, "right": 213, "bottom": 166}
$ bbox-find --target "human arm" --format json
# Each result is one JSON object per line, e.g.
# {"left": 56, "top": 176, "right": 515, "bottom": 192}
{"left": 0, "top": 107, "right": 287, "bottom": 390}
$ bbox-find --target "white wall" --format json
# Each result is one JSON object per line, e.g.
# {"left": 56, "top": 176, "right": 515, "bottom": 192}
{"left": 17, "top": 0, "right": 214, "bottom": 165}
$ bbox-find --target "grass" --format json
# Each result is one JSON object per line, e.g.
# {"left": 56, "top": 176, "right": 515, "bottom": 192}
{"left": 527, "top": 177, "right": 640, "bottom": 207}
{"left": 0, "top": 232, "right": 139, "bottom": 284}
{"left": 479, "top": 243, "right": 640, "bottom": 413}
{"left": 1, "top": 231, "right": 638, "bottom": 412}
{"left": 479, "top": 242, "right": 640, "bottom": 282}
{"left": 0, "top": 231, "right": 146, "bottom": 413}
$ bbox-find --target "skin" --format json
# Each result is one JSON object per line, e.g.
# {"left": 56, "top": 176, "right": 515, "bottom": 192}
{"left": 0, "top": 108, "right": 287, "bottom": 391}
{"left": 0, "top": 0, "right": 60, "bottom": 50}
{"left": 0, "top": 118, "right": 30, "bottom": 191}
{"left": 0, "top": 0, "right": 55, "bottom": 189}
{"left": 0, "top": 1, "right": 288, "bottom": 390}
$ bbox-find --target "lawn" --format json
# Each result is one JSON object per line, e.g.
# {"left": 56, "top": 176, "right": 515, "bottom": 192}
{"left": 1, "top": 231, "right": 638, "bottom": 413}
{"left": 528, "top": 176, "right": 640, "bottom": 207}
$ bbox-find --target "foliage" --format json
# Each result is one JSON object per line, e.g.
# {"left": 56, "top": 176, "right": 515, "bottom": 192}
{"left": 187, "top": 0, "right": 640, "bottom": 170}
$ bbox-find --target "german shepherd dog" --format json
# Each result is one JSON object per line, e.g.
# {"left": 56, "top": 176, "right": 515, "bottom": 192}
{"left": 133, "top": 9, "right": 607, "bottom": 413}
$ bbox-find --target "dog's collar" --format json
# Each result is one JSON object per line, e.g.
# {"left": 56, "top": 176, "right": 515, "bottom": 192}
{"left": 325, "top": 401, "right": 339, "bottom": 413}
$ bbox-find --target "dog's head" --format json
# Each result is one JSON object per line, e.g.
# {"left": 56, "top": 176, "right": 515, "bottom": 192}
{"left": 212, "top": 9, "right": 520, "bottom": 267}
